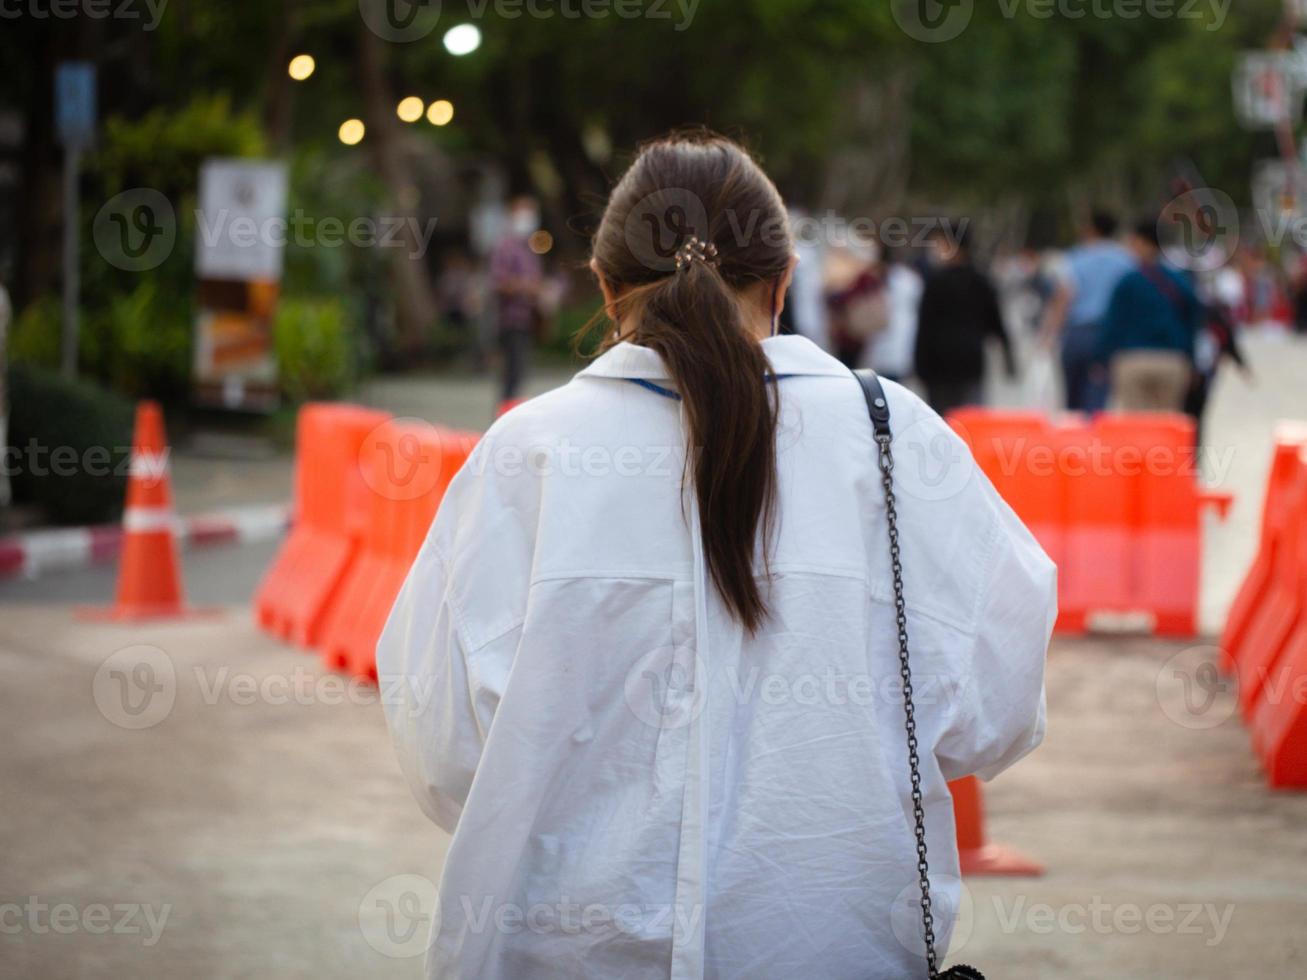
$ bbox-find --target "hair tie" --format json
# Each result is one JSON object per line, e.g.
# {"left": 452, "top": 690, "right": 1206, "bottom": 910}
{"left": 674, "top": 236, "right": 719, "bottom": 272}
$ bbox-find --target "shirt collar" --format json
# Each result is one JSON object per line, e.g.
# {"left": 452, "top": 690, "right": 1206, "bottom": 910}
{"left": 576, "top": 334, "right": 852, "bottom": 383}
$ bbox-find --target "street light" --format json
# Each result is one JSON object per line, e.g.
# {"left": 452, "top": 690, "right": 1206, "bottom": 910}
{"left": 338, "top": 119, "right": 365, "bottom": 145}
{"left": 397, "top": 96, "right": 424, "bottom": 123}
{"left": 288, "top": 54, "right": 315, "bottom": 81}
{"left": 426, "top": 99, "right": 454, "bottom": 126}
{"left": 443, "top": 24, "right": 481, "bottom": 56}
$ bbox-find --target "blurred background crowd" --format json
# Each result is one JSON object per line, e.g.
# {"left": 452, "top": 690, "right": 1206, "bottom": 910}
{"left": 3, "top": 0, "right": 1307, "bottom": 527}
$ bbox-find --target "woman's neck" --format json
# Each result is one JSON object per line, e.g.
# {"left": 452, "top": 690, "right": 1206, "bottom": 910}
{"left": 617, "top": 299, "right": 773, "bottom": 343}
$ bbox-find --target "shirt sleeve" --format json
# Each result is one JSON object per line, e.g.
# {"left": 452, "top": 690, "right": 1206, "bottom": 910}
{"left": 934, "top": 481, "right": 1057, "bottom": 783}
{"left": 376, "top": 539, "right": 487, "bottom": 834}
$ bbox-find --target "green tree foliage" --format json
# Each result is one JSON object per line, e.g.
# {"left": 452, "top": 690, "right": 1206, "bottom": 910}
{"left": 3, "top": 0, "right": 1296, "bottom": 392}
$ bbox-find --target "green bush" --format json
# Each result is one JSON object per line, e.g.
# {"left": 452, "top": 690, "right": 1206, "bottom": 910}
{"left": 273, "top": 297, "right": 352, "bottom": 402}
{"left": 86, "top": 280, "right": 193, "bottom": 402}
{"left": 6, "top": 364, "right": 136, "bottom": 526}
{"left": 8, "top": 296, "right": 62, "bottom": 371}
{"left": 9, "top": 286, "right": 192, "bottom": 403}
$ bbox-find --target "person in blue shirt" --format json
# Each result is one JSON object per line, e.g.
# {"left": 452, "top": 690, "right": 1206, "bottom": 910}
{"left": 1040, "top": 211, "right": 1135, "bottom": 412}
{"left": 1095, "top": 219, "right": 1202, "bottom": 412}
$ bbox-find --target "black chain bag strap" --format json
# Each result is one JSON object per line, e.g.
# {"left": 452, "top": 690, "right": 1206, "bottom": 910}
{"left": 852, "top": 369, "right": 987, "bottom": 980}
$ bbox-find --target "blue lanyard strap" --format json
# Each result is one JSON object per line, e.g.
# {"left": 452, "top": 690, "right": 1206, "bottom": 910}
{"left": 625, "top": 375, "right": 794, "bottom": 401}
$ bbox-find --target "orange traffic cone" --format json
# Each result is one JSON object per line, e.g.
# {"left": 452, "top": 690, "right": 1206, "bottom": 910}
{"left": 83, "top": 402, "right": 212, "bottom": 621}
{"left": 950, "top": 776, "right": 1044, "bottom": 876}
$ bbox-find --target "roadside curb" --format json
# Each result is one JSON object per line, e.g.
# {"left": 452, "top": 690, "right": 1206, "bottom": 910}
{"left": 0, "top": 503, "right": 290, "bottom": 581}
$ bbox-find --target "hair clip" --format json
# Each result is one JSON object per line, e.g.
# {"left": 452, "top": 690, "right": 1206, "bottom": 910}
{"left": 674, "top": 236, "right": 720, "bottom": 271}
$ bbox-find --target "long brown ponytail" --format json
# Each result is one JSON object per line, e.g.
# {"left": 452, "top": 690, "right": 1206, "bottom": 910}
{"left": 587, "top": 134, "right": 793, "bottom": 633}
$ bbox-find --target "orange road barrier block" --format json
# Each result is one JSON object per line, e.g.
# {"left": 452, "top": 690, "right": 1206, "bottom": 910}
{"left": 316, "top": 420, "right": 479, "bottom": 682}
{"left": 1097, "top": 414, "right": 1233, "bottom": 637}
{"left": 949, "top": 409, "right": 1230, "bottom": 637}
{"left": 949, "top": 409, "right": 1065, "bottom": 574}
{"left": 82, "top": 402, "right": 208, "bottom": 622}
{"left": 1057, "top": 416, "right": 1138, "bottom": 634}
{"left": 1235, "top": 463, "right": 1307, "bottom": 719}
{"left": 949, "top": 776, "right": 1044, "bottom": 876}
{"left": 1221, "top": 422, "right": 1307, "bottom": 674}
{"left": 254, "top": 404, "right": 391, "bottom": 647}
{"left": 1247, "top": 445, "right": 1307, "bottom": 788}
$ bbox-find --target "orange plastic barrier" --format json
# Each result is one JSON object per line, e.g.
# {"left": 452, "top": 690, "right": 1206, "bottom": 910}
{"left": 316, "top": 420, "right": 479, "bottom": 681}
{"left": 1220, "top": 422, "right": 1307, "bottom": 673}
{"left": 1248, "top": 482, "right": 1307, "bottom": 786}
{"left": 949, "top": 776, "right": 1044, "bottom": 876}
{"left": 951, "top": 411, "right": 1064, "bottom": 573}
{"left": 254, "top": 404, "right": 391, "bottom": 647}
{"left": 82, "top": 401, "right": 204, "bottom": 622}
{"left": 949, "top": 409, "right": 1230, "bottom": 637}
{"left": 1243, "top": 442, "right": 1307, "bottom": 788}
{"left": 1235, "top": 465, "right": 1307, "bottom": 718}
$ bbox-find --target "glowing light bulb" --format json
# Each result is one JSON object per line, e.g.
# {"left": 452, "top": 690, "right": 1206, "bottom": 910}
{"left": 443, "top": 24, "right": 481, "bottom": 56}
{"left": 338, "top": 119, "right": 365, "bottom": 145}
{"left": 426, "top": 99, "right": 454, "bottom": 126}
{"left": 288, "top": 54, "right": 315, "bottom": 81}
{"left": 397, "top": 96, "right": 425, "bottom": 123}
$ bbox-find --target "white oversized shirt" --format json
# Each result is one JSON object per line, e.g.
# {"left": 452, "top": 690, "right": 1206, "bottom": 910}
{"left": 377, "top": 334, "right": 1056, "bottom": 980}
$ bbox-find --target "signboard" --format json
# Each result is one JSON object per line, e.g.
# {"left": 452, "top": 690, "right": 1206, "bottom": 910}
{"left": 1252, "top": 159, "right": 1307, "bottom": 217}
{"left": 55, "top": 62, "right": 96, "bottom": 147}
{"left": 1233, "top": 52, "right": 1304, "bottom": 130}
{"left": 195, "top": 159, "right": 288, "bottom": 280}
{"left": 192, "top": 158, "right": 288, "bottom": 412}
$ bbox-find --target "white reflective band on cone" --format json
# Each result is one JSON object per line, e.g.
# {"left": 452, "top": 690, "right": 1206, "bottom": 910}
{"left": 123, "top": 506, "right": 178, "bottom": 534}
{"left": 129, "top": 452, "right": 171, "bottom": 480}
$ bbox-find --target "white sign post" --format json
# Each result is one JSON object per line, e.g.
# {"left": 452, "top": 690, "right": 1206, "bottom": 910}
{"left": 1233, "top": 52, "right": 1305, "bottom": 130}
{"left": 193, "top": 159, "right": 289, "bottom": 411}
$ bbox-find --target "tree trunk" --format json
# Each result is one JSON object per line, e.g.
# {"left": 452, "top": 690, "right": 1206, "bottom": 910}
{"left": 355, "top": 24, "right": 437, "bottom": 356}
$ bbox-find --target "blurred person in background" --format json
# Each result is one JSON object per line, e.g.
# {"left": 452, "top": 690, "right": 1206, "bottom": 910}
{"left": 861, "top": 246, "right": 921, "bottom": 384}
{"left": 915, "top": 224, "right": 1016, "bottom": 415}
{"left": 1188, "top": 274, "right": 1250, "bottom": 446}
{"left": 1240, "top": 245, "right": 1291, "bottom": 330}
{"left": 1212, "top": 251, "right": 1248, "bottom": 328}
{"left": 1289, "top": 250, "right": 1307, "bottom": 335}
{"left": 378, "top": 133, "right": 1053, "bottom": 980}
{"left": 1039, "top": 211, "right": 1134, "bottom": 412}
{"left": 781, "top": 206, "right": 831, "bottom": 348}
{"left": 0, "top": 279, "right": 9, "bottom": 508}
{"left": 1002, "top": 245, "right": 1056, "bottom": 334}
{"left": 489, "top": 195, "right": 545, "bottom": 402}
{"left": 436, "top": 249, "right": 482, "bottom": 339}
{"left": 824, "top": 240, "right": 887, "bottom": 367}
{"left": 1095, "top": 219, "right": 1202, "bottom": 412}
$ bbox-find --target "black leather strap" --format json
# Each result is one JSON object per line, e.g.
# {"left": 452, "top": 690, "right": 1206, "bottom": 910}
{"left": 852, "top": 368, "right": 892, "bottom": 439}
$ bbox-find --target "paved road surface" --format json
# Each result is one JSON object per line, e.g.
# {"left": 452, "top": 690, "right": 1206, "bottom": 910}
{"left": 2, "top": 332, "right": 1306, "bottom": 978}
